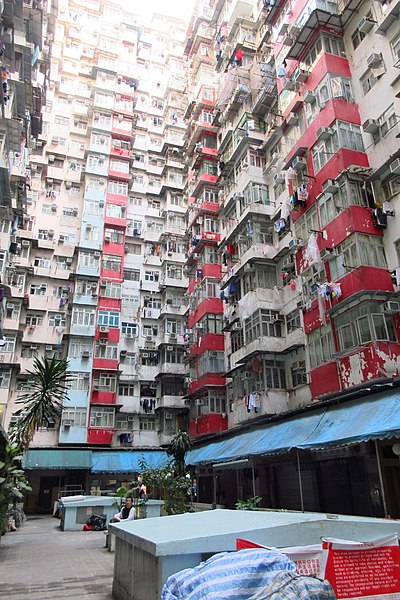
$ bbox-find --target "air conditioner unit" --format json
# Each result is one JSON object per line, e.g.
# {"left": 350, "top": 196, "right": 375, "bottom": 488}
{"left": 367, "top": 52, "right": 382, "bottom": 67}
{"left": 94, "top": 251, "right": 101, "bottom": 257}
{"left": 127, "top": 415, "right": 134, "bottom": 422}
{"left": 48, "top": 230, "right": 54, "bottom": 238}
{"left": 322, "top": 179, "right": 339, "bottom": 194}
{"left": 303, "top": 89, "right": 316, "bottom": 103}
{"left": 104, "top": 233, "right": 111, "bottom": 242}
{"left": 100, "top": 281, "right": 107, "bottom": 288}
{"left": 48, "top": 154, "right": 55, "bottom": 162}
{"left": 286, "top": 112, "right": 298, "bottom": 126}
{"left": 114, "top": 140, "right": 122, "bottom": 148}
{"left": 282, "top": 256, "right": 292, "bottom": 268}
{"left": 194, "top": 323, "right": 203, "bottom": 329}
{"left": 292, "top": 156, "right": 307, "bottom": 170}
{"left": 51, "top": 204, "right": 57, "bottom": 212}
{"left": 294, "top": 68, "right": 309, "bottom": 83}
{"left": 99, "top": 326, "right": 109, "bottom": 333}
{"left": 273, "top": 172, "right": 285, "bottom": 185}
{"left": 145, "top": 335, "right": 153, "bottom": 341}
{"left": 358, "top": 17, "right": 374, "bottom": 34}
{"left": 319, "top": 247, "right": 337, "bottom": 261}
{"left": 195, "top": 399, "right": 204, "bottom": 406}
{"left": 63, "top": 420, "right": 72, "bottom": 427}
{"left": 288, "top": 238, "right": 303, "bottom": 250}
{"left": 66, "top": 258, "right": 73, "bottom": 265}
{"left": 65, "top": 181, "right": 72, "bottom": 189}
{"left": 273, "top": 314, "right": 284, "bottom": 323}
{"left": 99, "top": 338, "right": 107, "bottom": 345}
{"left": 362, "top": 118, "right": 379, "bottom": 134}
{"left": 383, "top": 301, "right": 400, "bottom": 313}
{"left": 166, "top": 345, "right": 174, "bottom": 351}
{"left": 58, "top": 235, "right": 65, "bottom": 244}
{"left": 316, "top": 126, "right": 333, "bottom": 141}
{"left": 165, "top": 412, "right": 173, "bottom": 420}
{"left": 21, "top": 240, "right": 30, "bottom": 247}
{"left": 82, "top": 350, "right": 90, "bottom": 358}
{"left": 389, "top": 158, "right": 400, "bottom": 176}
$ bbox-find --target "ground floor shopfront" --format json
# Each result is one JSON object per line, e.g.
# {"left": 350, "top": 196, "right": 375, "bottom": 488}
{"left": 188, "top": 387, "right": 400, "bottom": 519}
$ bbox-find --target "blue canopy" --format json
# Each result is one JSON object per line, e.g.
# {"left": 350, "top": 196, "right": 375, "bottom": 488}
{"left": 186, "top": 389, "right": 400, "bottom": 466}
{"left": 91, "top": 450, "right": 169, "bottom": 473}
{"left": 23, "top": 449, "right": 92, "bottom": 470}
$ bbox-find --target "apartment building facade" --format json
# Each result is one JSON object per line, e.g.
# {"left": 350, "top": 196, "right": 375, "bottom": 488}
{"left": 1, "top": 0, "right": 400, "bottom": 516}
{"left": 185, "top": 0, "right": 400, "bottom": 518}
{"left": 1, "top": 1, "right": 190, "bottom": 507}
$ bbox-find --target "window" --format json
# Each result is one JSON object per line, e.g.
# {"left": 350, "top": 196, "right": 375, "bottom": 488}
{"left": 121, "top": 322, "right": 138, "bottom": 336}
{"left": 34, "top": 256, "right": 51, "bottom": 268}
{"left": 351, "top": 11, "right": 372, "bottom": 50}
{"left": 244, "top": 309, "right": 283, "bottom": 343}
{"left": 144, "top": 270, "right": 159, "bottom": 282}
{"left": 108, "top": 180, "right": 128, "bottom": 196}
{"left": 103, "top": 282, "right": 122, "bottom": 298}
{"left": 330, "top": 233, "right": 387, "bottom": 281}
{"left": 294, "top": 205, "right": 318, "bottom": 243}
{"left": 48, "top": 313, "right": 67, "bottom": 327}
{"left": 307, "top": 324, "right": 335, "bottom": 369}
{"left": 93, "top": 373, "right": 117, "bottom": 392}
{"left": 139, "top": 417, "right": 156, "bottom": 431}
{"left": 97, "top": 310, "right": 120, "bottom": 328}
{"left": 286, "top": 309, "right": 301, "bottom": 334}
{"left": 61, "top": 408, "right": 87, "bottom": 427}
{"left": 78, "top": 252, "right": 100, "bottom": 268}
{"left": 69, "top": 372, "right": 90, "bottom": 391}
{"left": 55, "top": 115, "right": 69, "bottom": 126}
{"left": 5, "top": 302, "right": 20, "bottom": 320}
{"left": 337, "top": 121, "right": 364, "bottom": 152}
{"left": 90, "top": 407, "right": 114, "bottom": 427}
{"left": 72, "top": 308, "right": 95, "bottom": 327}
{"left": 2, "top": 336, "right": 16, "bottom": 353}
{"left": 118, "top": 384, "right": 135, "bottom": 396}
{"left": 372, "top": 104, "right": 397, "bottom": 144}
{"left": 37, "top": 229, "right": 50, "bottom": 240}
{"left": 102, "top": 254, "right": 122, "bottom": 271}
{"left": 68, "top": 339, "right": 92, "bottom": 358}
{"left": 291, "top": 361, "right": 307, "bottom": 387}
{"left": 123, "top": 269, "right": 140, "bottom": 281}
{"left": 311, "top": 132, "right": 340, "bottom": 173}
{"left": 336, "top": 302, "right": 397, "bottom": 352}
{"left": 41, "top": 204, "right": 53, "bottom": 215}
{"left": 360, "top": 68, "right": 378, "bottom": 95}
{"left": 30, "top": 283, "right": 47, "bottom": 296}
{"left": 106, "top": 203, "right": 125, "bottom": 219}
{"left": 26, "top": 314, "right": 43, "bottom": 326}
{"left": 0, "top": 371, "right": 11, "bottom": 388}
{"left": 95, "top": 342, "right": 118, "bottom": 359}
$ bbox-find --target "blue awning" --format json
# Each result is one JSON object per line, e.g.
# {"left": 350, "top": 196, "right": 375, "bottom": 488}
{"left": 91, "top": 450, "right": 169, "bottom": 473}
{"left": 23, "top": 449, "right": 93, "bottom": 470}
{"left": 186, "top": 389, "right": 400, "bottom": 466}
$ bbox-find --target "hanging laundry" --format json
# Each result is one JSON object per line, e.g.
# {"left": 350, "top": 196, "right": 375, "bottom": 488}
{"left": 382, "top": 201, "right": 395, "bottom": 217}
{"left": 304, "top": 233, "right": 321, "bottom": 265}
{"left": 274, "top": 218, "right": 286, "bottom": 233}
{"left": 246, "top": 221, "right": 253, "bottom": 237}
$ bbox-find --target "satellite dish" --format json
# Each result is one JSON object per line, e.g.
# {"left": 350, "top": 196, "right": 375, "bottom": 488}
{"left": 392, "top": 443, "right": 400, "bottom": 456}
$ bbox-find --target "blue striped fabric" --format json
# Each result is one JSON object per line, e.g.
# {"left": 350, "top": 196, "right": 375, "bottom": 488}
{"left": 161, "top": 548, "right": 296, "bottom": 600}
{"left": 248, "top": 571, "right": 337, "bottom": 599}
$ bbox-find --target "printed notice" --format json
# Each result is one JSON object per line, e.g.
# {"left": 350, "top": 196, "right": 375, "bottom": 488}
{"left": 323, "top": 536, "right": 400, "bottom": 600}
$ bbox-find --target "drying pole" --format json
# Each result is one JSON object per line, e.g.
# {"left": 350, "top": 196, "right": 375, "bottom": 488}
{"left": 375, "top": 440, "right": 389, "bottom": 518}
{"left": 297, "top": 450, "right": 305, "bottom": 512}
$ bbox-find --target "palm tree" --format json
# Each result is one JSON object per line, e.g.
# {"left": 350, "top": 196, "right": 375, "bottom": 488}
{"left": 10, "top": 356, "right": 72, "bottom": 452}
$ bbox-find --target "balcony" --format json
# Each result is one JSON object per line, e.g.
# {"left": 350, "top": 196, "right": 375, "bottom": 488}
{"left": 85, "top": 159, "right": 108, "bottom": 177}
{"left": 375, "top": 0, "right": 400, "bottom": 34}
{"left": 59, "top": 425, "right": 88, "bottom": 445}
{"left": 92, "top": 357, "right": 119, "bottom": 371}
{"left": 69, "top": 322, "right": 96, "bottom": 337}
{"left": 87, "top": 428, "right": 113, "bottom": 445}
{"left": 158, "top": 363, "right": 186, "bottom": 376}
{"left": 189, "top": 413, "right": 228, "bottom": 438}
{"left": 90, "top": 390, "right": 117, "bottom": 405}
{"left": 76, "top": 262, "right": 100, "bottom": 278}
{"left": 84, "top": 186, "right": 106, "bottom": 203}
{"left": 112, "top": 117, "right": 132, "bottom": 137}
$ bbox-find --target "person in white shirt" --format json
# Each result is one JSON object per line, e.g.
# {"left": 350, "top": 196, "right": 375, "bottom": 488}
{"left": 113, "top": 495, "right": 135, "bottom": 521}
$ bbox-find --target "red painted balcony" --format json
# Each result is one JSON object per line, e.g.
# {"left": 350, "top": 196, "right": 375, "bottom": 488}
{"left": 106, "top": 193, "right": 128, "bottom": 204}
{"left": 189, "top": 333, "right": 224, "bottom": 357}
{"left": 188, "top": 374, "right": 225, "bottom": 395}
{"left": 104, "top": 215, "right": 127, "bottom": 228}
{"left": 108, "top": 166, "right": 130, "bottom": 180}
{"left": 189, "top": 413, "right": 228, "bottom": 439}
{"left": 87, "top": 428, "right": 113, "bottom": 445}
{"left": 92, "top": 358, "right": 119, "bottom": 371}
{"left": 192, "top": 173, "right": 218, "bottom": 196}
{"left": 102, "top": 240, "right": 125, "bottom": 256}
{"left": 97, "top": 297, "right": 121, "bottom": 311}
{"left": 309, "top": 362, "right": 341, "bottom": 400}
{"left": 102, "top": 267, "right": 124, "bottom": 280}
{"left": 188, "top": 297, "right": 223, "bottom": 328}
{"left": 90, "top": 390, "right": 117, "bottom": 404}
{"left": 111, "top": 117, "right": 132, "bottom": 137}
{"left": 110, "top": 145, "right": 131, "bottom": 159}
{"left": 95, "top": 327, "right": 120, "bottom": 343}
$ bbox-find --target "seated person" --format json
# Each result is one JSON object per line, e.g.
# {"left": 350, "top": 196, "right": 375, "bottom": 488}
{"left": 113, "top": 495, "right": 135, "bottom": 522}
